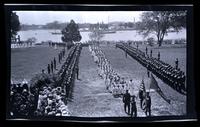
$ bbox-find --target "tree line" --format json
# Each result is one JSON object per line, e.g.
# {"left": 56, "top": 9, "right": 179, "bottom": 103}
{"left": 11, "top": 11, "right": 186, "bottom": 47}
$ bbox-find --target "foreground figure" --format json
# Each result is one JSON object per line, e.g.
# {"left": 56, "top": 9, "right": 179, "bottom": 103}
{"left": 123, "top": 90, "right": 131, "bottom": 115}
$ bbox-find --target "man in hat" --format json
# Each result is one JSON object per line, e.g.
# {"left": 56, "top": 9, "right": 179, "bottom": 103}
{"left": 158, "top": 51, "right": 160, "bottom": 60}
{"left": 54, "top": 57, "right": 56, "bottom": 70}
{"left": 145, "top": 46, "right": 148, "bottom": 55}
{"left": 125, "top": 50, "right": 128, "bottom": 58}
{"left": 123, "top": 90, "right": 131, "bottom": 114}
{"left": 130, "top": 95, "right": 137, "bottom": 117}
{"left": 51, "top": 61, "right": 54, "bottom": 73}
{"left": 47, "top": 64, "right": 50, "bottom": 74}
{"left": 75, "top": 63, "right": 79, "bottom": 80}
{"left": 145, "top": 92, "right": 151, "bottom": 117}
{"left": 58, "top": 53, "right": 61, "bottom": 64}
{"left": 175, "top": 58, "right": 179, "bottom": 70}
{"left": 150, "top": 50, "right": 152, "bottom": 57}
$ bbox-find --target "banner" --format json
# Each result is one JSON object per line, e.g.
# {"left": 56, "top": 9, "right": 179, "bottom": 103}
{"left": 150, "top": 74, "right": 171, "bottom": 104}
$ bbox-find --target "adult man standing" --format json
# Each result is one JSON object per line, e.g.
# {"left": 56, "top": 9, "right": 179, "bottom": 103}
{"left": 175, "top": 58, "right": 179, "bottom": 69}
{"left": 53, "top": 57, "right": 56, "bottom": 70}
{"left": 47, "top": 64, "right": 50, "bottom": 74}
{"left": 75, "top": 63, "right": 79, "bottom": 80}
{"left": 147, "top": 64, "right": 150, "bottom": 78}
{"left": 123, "top": 90, "right": 131, "bottom": 115}
{"left": 18, "top": 35, "right": 20, "bottom": 42}
{"left": 145, "top": 47, "right": 148, "bottom": 55}
{"left": 158, "top": 51, "right": 160, "bottom": 60}
{"left": 150, "top": 50, "right": 152, "bottom": 57}
{"left": 145, "top": 92, "right": 151, "bottom": 117}
{"left": 125, "top": 50, "right": 127, "bottom": 58}
{"left": 58, "top": 53, "right": 61, "bottom": 64}
{"left": 130, "top": 95, "right": 137, "bottom": 117}
{"left": 51, "top": 61, "right": 54, "bottom": 73}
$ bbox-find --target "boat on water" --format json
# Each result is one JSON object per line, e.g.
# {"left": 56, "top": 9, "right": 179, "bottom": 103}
{"left": 100, "top": 30, "right": 116, "bottom": 34}
{"left": 51, "top": 29, "right": 62, "bottom": 35}
{"left": 51, "top": 32, "right": 62, "bottom": 35}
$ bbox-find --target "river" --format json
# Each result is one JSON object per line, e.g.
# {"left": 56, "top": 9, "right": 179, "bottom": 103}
{"left": 18, "top": 29, "right": 186, "bottom": 43}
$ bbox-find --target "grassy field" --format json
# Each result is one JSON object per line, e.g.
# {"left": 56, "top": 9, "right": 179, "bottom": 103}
{"left": 11, "top": 43, "right": 186, "bottom": 117}
{"left": 11, "top": 45, "right": 65, "bottom": 83}
{"left": 138, "top": 44, "right": 186, "bottom": 73}
{"left": 101, "top": 44, "right": 186, "bottom": 116}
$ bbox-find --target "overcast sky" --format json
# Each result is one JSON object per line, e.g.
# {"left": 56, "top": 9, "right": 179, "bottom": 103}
{"left": 15, "top": 11, "right": 144, "bottom": 25}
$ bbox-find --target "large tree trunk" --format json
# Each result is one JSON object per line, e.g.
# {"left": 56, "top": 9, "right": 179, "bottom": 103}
{"left": 157, "top": 31, "right": 165, "bottom": 47}
{"left": 158, "top": 40, "right": 162, "bottom": 46}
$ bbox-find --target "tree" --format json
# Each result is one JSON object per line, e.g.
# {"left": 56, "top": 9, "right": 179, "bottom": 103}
{"left": 61, "top": 20, "right": 82, "bottom": 49}
{"left": 137, "top": 11, "right": 186, "bottom": 46}
{"left": 11, "top": 12, "right": 20, "bottom": 39}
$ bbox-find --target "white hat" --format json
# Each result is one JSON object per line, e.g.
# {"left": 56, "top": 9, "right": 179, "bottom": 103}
{"left": 22, "top": 79, "right": 28, "bottom": 84}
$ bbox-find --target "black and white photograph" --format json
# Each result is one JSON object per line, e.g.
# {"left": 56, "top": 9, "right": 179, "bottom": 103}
{"left": 6, "top": 5, "right": 191, "bottom": 120}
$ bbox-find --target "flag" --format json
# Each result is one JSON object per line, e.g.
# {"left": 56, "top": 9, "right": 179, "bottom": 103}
{"left": 150, "top": 74, "right": 171, "bottom": 104}
{"left": 139, "top": 79, "right": 147, "bottom": 110}
{"left": 139, "top": 79, "right": 146, "bottom": 92}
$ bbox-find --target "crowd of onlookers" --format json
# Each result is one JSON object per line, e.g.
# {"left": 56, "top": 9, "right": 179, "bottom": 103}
{"left": 35, "top": 86, "right": 70, "bottom": 116}
{"left": 10, "top": 81, "right": 36, "bottom": 117}
{"left": 10, "top": 44, "right": 82, "bottom": 117}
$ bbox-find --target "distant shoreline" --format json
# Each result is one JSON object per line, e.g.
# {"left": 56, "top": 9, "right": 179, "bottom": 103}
{"left": 19, "top": 28, "right": 140, "bottom": 32}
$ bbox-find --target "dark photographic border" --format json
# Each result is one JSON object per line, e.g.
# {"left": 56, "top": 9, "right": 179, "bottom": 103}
{"left": 4, "top": 4, "right": 197, "bottom": 123}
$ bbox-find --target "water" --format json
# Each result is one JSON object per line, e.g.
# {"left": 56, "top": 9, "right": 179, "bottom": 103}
{"left": 18, "top": 29, "right": 186, "bottom": 43}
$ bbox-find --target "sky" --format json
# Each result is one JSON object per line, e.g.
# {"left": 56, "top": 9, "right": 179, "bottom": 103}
{"left": 15, "top": 11, "right": 144, "bottom": 25}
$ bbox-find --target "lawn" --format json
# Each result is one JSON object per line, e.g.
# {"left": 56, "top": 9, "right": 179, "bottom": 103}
{"left": 11, "top": 45, "right": 66, "bottom": 83}
{"left": 10, "top": 43, "right": 187, "bottom": 117}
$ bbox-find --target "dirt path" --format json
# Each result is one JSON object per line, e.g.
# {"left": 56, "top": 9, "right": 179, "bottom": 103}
{"left": 67, "top": 47, "right": 128, "bottom": 117}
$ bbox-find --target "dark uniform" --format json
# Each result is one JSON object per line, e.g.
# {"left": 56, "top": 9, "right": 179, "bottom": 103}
{"left": 18, "top": 35, "right": 20, "bottom": 42}
{"left": 146, "top": 47, "right": 148, "bottom": 55}
{"left": 130, "top": 95, "right": 137, "bottom": 117}
{"left": 54, "top": 57, "right": 56, "bottom": 70}
{"left": 175, "top": 58, "right": 179, "bottom": 69}
{"left": 145, "top": 92, "right": 151, "bottom": 116}
{"left": 139, "top": 89, "right": 144, "bottom": 109}
{"left": 158, "top": 52, "right": 160, "bottom": 60}
{"left": 150, "top": 50, "right": 152, "bottom": 57}
{"left": 147, "top": 64, "right": 150, "bottom": 77}
{"left": 76, "top": 64, "right": 79, "bottom": 80}
{"left": 47, "top": 64, "right": 50, "bottom": 74}
{"left": 51, "top": 61, "right": 54, "bottom": 73}
{"left": 123, "top": 90, "right": 131, "bottom": 114}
